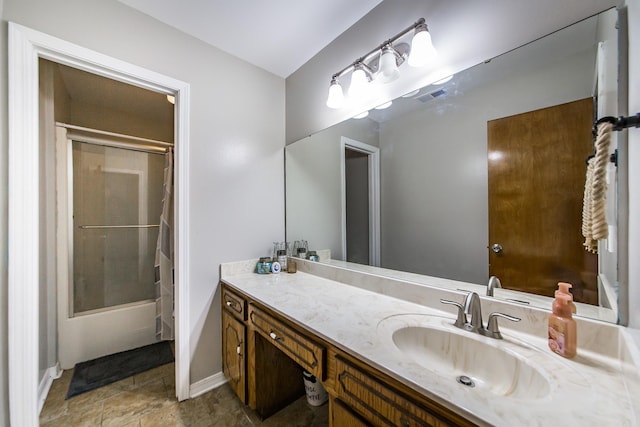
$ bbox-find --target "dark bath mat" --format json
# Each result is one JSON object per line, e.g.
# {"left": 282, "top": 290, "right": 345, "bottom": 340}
{"left": 66, "top": 341, "right": 174, "bottom": 399}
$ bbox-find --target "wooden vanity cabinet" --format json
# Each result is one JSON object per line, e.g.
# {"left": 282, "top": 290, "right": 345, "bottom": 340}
{"left": 331, "top": 355, "right": 468, "bottom": 427}
{"left": 221, "top": 287, "right": 247, "bottom": 403}
{"left": 220, "top": 282, "right": 477, "bottom": 427}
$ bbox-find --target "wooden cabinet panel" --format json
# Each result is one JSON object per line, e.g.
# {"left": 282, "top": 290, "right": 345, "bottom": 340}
{"left": 334, "top": 357, "right": 458, "bottom": 427}
{"left": 222, "top": 309, "right": 246, "bottom": 403}
{"left": 249, "top": 304, "right": 325, "bottom": 379}
{"left": 330, "top": 397, "right": 371, "bottom": 427}
{"left": 222, "top": 285, "right": 247, "bottom": 320}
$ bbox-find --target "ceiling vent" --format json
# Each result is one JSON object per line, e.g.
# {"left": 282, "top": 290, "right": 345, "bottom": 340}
{"left": 416, "top": 88, "right": 447, "bottom": 103}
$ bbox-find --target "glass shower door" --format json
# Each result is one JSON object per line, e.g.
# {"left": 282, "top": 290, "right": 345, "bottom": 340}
{"left": 72, "top": 141, "right": 164, "bottom": 315}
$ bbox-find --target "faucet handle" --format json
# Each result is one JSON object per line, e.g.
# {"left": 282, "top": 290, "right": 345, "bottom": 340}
{"left": 482, "top": 312, "right": 521, "bottom": 339}
{"left": 440, "top": 299, "right": 467, "bottom": 328}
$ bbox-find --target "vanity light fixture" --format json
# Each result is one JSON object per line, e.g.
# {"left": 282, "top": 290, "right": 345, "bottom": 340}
{"left": 326, "top": 77, "right": 344, "bottom": 109}
{"left": 353, "top": 111, "right": 369, "bottom": 119}
{"left": 325, "top": 17, "right": 437, "bottom": 109}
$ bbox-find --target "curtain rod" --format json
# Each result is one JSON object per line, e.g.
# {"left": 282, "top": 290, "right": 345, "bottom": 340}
{"left": 56, "top": 122, "right": 173, "bottom": 147}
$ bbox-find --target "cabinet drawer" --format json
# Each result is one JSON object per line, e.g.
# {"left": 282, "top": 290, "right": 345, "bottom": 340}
{"left": 222, "top": 285, "right": 246, "bottom": 320}
{"left": 249, "top": 305, "right": 325, "bottom": 379}
{"left": 335, "top": 357, "right": 454, "bottom": 427}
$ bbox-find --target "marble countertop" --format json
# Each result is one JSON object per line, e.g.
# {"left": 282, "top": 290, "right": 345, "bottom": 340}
{"left": 221, "top": 262, "right": 639, "bottom": 426}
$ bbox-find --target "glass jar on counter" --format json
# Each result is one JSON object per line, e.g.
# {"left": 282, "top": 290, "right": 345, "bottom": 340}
{"left": 256, "top": 257, "right": 273, "bottom": 274}
{"left": 276, "top": 249, "right": 288, "bottom": 270}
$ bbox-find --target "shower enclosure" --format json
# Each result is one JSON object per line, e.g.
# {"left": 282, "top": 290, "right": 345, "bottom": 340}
{"left": 72, "top": 141, "right": 164, "bottom": 314}
{"left": 56, "top": 125, "right": 170, "bottom": 368}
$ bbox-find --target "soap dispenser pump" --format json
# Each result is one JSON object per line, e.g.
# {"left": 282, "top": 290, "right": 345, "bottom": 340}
{"left": 555, "top": 282, "right": 576, "bottom": 314}
{"left": 548, "top": 293, "right": 577, "bottom": 358}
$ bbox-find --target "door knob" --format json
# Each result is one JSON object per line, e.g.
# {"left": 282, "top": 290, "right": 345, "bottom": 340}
{"left": 491, "top": 243, "right": 503, "bottom": 254}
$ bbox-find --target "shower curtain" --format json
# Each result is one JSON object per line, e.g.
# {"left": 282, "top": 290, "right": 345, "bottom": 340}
{"left": 155, "top": 148, "right": 174, "bottom": 341}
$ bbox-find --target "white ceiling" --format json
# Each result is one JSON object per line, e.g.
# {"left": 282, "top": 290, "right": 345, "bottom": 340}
{"left": 118, "top": 0, "right": 383, "bottom": 78}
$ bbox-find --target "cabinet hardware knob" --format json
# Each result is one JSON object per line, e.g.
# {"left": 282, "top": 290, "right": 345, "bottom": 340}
{"left": 269, "top": 331, "right": 283, "bottom": 342}
{"left": 236, "top": 344, "right": 242, "bottom": 355}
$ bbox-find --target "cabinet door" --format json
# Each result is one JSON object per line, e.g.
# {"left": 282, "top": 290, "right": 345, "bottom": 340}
{"left": 335, "top": 357, "right": 459, "bottom": 427}
{"left": 222, "top": 309, "right": 246, "bottom": 403}
{"left": 331, "top": 397, "right": 371, "bottom": 427}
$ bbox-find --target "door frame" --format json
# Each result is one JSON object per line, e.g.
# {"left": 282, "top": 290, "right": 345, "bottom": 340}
{"left": 8, "top": 22, "right": 192, "bottom": 425}
{"left": 340, "top": 137, "right": 381, "bottom": 266}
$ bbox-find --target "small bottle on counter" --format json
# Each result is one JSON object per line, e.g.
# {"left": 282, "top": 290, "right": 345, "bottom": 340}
{"left": 256, "top": 257, "right": 273, "bottom": 274}
{"left": 307, "top": 251, "right": 319, "bottom": 262}
{"left": 548, "top": 293, "right": 577, "bottom": 358}
{"left": 277, "top": 249, "right": 288, "bottom": 271}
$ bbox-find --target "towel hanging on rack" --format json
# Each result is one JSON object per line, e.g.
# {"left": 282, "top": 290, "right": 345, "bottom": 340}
{"left": 582, "top": 121, "right": 612, "bottom": 253}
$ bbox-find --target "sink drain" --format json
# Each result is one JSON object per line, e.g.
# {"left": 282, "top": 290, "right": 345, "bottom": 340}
{"left": 456, "top": 375, "right": 475, "bottom": 388}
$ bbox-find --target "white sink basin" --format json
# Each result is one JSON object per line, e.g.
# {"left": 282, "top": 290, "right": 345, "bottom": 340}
{"left": 378, "top": 315, "right": 551, "bottom": 400}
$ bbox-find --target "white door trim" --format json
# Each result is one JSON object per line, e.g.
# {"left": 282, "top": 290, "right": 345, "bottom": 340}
{"left": 8, "top": 22, "right": 191, "bottom": 425}
{"left": 340, "top": 137, "right": 381, "bottom": 266}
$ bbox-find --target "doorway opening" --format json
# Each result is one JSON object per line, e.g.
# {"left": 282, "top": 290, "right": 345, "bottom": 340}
{"left": 341, "top": 137, "right": 380, "bottom": 266}
{"left": 8, "top": 22, "right": 191, "bottom": 425}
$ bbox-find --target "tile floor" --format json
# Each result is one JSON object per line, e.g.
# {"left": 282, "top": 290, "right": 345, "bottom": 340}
{"left": 40, "top": 361, "right": 329, "bottom": 427}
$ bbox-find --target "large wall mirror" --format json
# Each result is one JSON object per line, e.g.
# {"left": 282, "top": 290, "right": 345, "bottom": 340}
{"left": 286, "top": 8, "right": 623, "bottom": 324}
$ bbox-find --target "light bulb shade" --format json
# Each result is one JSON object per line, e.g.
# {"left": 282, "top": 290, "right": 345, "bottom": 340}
{"left": 378, "top": 47, "right": 400, "bottom": 83}
{"left": 326, "top": 80, "right": 344, "bottom": 109}
{"left": 348, "top": 68, "right": 369, "bottom": 98}
{"left": 408, "top": 29, "right": 437, "bottom": 67}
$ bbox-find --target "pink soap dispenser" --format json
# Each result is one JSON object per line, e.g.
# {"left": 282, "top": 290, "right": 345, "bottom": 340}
{"left": 548, "top": 293, "right": 577, "bottom": 358}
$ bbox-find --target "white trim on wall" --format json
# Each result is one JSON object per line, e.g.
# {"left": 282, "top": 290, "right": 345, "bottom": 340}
{"left": 189, "top": 371, "right": 228, "bottom": 398}
{"left": 8, "top": 22, "right": 191, "bottom": 425}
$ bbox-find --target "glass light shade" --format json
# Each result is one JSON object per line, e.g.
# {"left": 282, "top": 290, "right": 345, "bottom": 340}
{"left": 326, "top": 81, "right": 344, "bottom": 109}
{"left": 408, "top": 29, "right": 437, "bottom": 67}
{"left": 374, "top": 101, "right": 392, "bottom": 110}
{"left": 348, "top": 68, "right": 369, "bottom": 98}
{"left": 378, "top": 48, "right": 400, "bottom": 83}
{"left": 353, "top": 111, "right": 369, "bottom": 119}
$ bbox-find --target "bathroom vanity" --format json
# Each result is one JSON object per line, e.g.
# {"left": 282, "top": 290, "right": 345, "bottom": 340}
{"left": 220, "top": 258, "right": 640, "bottom": 426}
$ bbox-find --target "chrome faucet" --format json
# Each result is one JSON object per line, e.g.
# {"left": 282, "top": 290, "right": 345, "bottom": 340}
{"left": 440, "top": 291, "right": 520, "bottom": 339}
{"left": 463, "top": 291, "right": 484, "bottom": 333}
{"left": 486, "top": 275, "right": 502, "bottom": 296}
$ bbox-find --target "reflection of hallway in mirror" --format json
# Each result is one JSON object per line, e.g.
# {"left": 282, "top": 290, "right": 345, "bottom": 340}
{"left": 345, "top": 148, "right": 370, "bottom": 265}
{"left": 487, "top": 98, "right": 597, "bottom": 305}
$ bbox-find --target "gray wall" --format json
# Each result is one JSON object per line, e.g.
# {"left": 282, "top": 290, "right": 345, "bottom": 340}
{"left": 0, "top": 0, "right": 284, "bottom": 423}
{"left": 286, "top": 0, "right": 617, "bottom": 144}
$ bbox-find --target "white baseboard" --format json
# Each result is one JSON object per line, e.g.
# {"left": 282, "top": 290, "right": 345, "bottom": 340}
{"left": 38, "top": 363, "right": 63, "bottom": 414}
{"left": 189, "top": 371, "right": 227, "bottom": 398}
